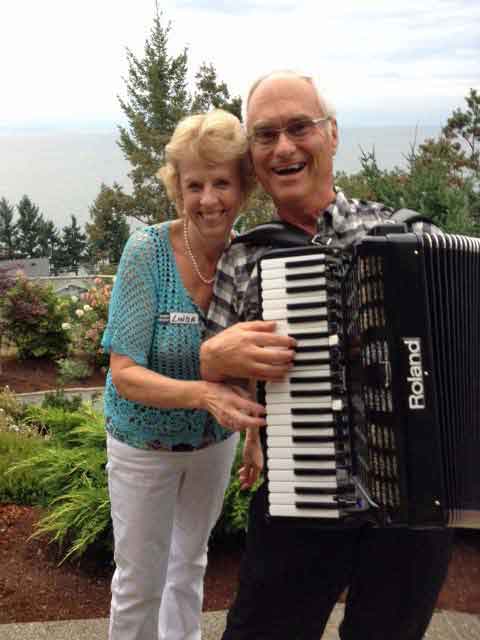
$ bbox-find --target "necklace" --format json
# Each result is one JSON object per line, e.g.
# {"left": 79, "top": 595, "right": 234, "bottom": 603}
{"left": 183, "top": 220, "right": 216, "bottom": 285}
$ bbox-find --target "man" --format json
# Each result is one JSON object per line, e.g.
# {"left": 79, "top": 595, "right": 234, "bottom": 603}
{"left": 201, "top": 71, "right": 452, "bottom": 640}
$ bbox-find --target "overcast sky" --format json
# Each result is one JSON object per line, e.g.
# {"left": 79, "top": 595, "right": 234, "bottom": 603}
{"left": 1, "top": 0, "right": 479, "bottom": 128}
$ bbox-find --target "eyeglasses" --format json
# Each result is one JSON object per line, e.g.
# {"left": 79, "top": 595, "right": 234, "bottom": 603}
{"left": 248, "top": 116, "right": 330, "bottom": 146}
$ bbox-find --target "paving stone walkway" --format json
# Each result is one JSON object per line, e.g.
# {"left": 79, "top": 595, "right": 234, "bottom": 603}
{"left": 2, "top": 606, "right": 479, "bottom": 640}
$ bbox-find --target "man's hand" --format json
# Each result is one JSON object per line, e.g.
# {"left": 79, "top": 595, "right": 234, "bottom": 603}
{"left": 200, "top": 320, "right": 296, "bottom": 382}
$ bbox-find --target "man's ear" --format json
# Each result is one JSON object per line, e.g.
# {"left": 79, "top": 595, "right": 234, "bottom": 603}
{"left": 330, "top": 118, "right": 339, "bottom": 155}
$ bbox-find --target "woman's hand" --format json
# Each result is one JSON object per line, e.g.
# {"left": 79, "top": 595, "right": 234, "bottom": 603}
{"left": 202, "top": 382, "right": 266, "bottom": 432}
{"left": 239, "top": 430, "right": 264, "bottom": 489}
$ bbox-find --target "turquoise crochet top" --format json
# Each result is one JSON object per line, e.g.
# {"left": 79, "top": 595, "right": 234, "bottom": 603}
{"left": 101, "top": 221, "right": 230, "bottom": 450}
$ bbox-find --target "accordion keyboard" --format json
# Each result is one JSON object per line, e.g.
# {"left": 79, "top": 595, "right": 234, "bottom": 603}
{"left": 259, "top": 251, "right": 347, "bottom": 519}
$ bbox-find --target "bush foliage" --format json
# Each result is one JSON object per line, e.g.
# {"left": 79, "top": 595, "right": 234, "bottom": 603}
{"left": 1, "top": 276, "right": 70, "bottom": 360}
{"left": 3, "top": 388, "right": 255, "bottom": 561}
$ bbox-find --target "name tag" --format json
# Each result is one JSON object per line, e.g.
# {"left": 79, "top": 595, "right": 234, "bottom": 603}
{"left": 159, "top": 312, "right": 199, "bottom": 325}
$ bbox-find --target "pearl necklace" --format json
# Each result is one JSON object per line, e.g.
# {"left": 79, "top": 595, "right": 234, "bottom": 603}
{"left": 183, "top": 220, "right": 216, "bottom": 285}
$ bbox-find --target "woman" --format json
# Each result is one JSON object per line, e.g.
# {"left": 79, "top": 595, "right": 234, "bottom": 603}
{"left": 102, "top": 109, "right": 266, "bottom": 640}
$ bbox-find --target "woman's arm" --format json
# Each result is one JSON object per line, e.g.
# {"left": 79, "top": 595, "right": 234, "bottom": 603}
{"left": 110, "top": 352, "right": 267, "bottom": 432}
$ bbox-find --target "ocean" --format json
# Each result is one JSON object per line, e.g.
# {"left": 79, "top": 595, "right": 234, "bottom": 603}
{"left": 0, "top": 125, "right": 440, "bottom": 229}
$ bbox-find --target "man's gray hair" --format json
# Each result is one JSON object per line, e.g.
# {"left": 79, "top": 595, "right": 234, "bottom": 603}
{"left": 243, "top": 69, "right": 336, "bottom": 124}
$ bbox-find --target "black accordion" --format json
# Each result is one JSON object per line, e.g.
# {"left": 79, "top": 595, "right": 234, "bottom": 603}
{"left": 257, "top": 230, "right": 480, "bottom": 529}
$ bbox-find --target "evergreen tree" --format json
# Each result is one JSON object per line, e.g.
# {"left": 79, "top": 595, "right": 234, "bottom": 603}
{"left": 88, "top": 11, "right": 242, "bottom": 228}
{"left": 60, "top": 215, "right": 87, "bottom": 274}
{"left": 16, "top": 195, "right": 44, "bottom": 258}
{"left": 191, "top": 63, "right": 242, "bottom": 119}
{"left": 38, "top": 218, "right": 63, "bottom": 274}
{"left": 0, "top": 197, "right": 17, "bottom": 259}
{"left": 86, "top": 183, "right": 131, "bottom": 266}
{"left": 442, "top": 88, "right": 480, "bottom": 174}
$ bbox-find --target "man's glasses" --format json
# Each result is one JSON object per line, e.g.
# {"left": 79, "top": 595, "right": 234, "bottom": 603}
{"left": 248, "top": 116, "right": 330, "bottom": 147}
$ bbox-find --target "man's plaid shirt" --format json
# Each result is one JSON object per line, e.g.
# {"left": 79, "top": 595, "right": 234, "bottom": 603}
{"left": 205, "top": 190, "right": 439, "bottom": 336}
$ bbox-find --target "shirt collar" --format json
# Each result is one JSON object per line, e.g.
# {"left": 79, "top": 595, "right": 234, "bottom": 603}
{"left": 271, "top": 188, "right": 352, "bottom": 234}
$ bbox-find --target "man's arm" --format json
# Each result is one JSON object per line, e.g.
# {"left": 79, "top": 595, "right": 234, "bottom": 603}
{"left": 200, "top": 320, "right": 296, "bottom": 382}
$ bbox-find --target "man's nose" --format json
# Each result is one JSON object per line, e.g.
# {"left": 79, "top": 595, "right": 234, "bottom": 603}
{"left": 273, "top": 130, "right": 296, "bottom": 154}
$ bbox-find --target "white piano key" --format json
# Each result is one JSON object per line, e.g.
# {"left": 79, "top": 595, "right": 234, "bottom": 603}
{"left": 269, "top": 480, "right": 338, "bottom": 492}
{"left": 263, "top": 308, "right": 328, "bottom": 322}
{"left": 261, "top": 264, "right": 326, "bottom": 280}
{"left": 268, "top": 462, "right": 336, "bottom": 472}
{"left": 268, "top": 470, "right": 338, "bottom": 483}
{"left": 267, "top": 414, "right": 335, "bottom": 426}
{"left": 267, "top": 437, "right": 336, "bottom": 449}
{"left": 266, "top": 391, "right": 332, "bottom": 404}
{"left": 262, "top": 293, "right": 324, "bottom": 307}
{"left": 267, "top": 401, "right": 337, "bottom": 414}
{"left": 260, "top": 254, "right": 327, "bottom": 270}
{"left": 269, "top": 493, "right": 336, "bottom": 505}
{"left": 266, "top": 381, "right": 332, "bottom": 394}
{"left": 261, "top": 289, "right": 328, "bottom": 302}
{"left": 269, "top": 505, "right": 341, "bottom": 518}
{"left": 268, "top": 463, "right": 336, "bottom": 472}
{"left": 267, "top": 426, "right": 335, "bottom": 437}
{"left": 261, "top": 276, "right": 327, "bottom": 291}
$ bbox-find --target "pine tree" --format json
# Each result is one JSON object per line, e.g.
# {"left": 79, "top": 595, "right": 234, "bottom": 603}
{"left": 442, "top": 88, "right": 480, "bottom": 174}
{"left": 191, "top": 63, "right": 242, "bottom": 119}
{"left": 86, "top": 183, "right": 131, "bottom": 266}
{"left": 60, "top": 215, "right": 87, "bottom": 274}
{"left": 87, "top": 11, "right": 242, "bottom": 232}
{"left": 0, "top": 197, "right": 17, "bottom": 259}
{"left": 38, "top": 219, "right": 63, "bottom": 274}
{"left": 16, "top": 195, "right": 44, "bottom": 258}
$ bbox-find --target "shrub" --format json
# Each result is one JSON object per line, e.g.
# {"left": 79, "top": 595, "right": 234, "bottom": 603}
{"left": 56, "top": 358, "right": 93, "bottom": 385}
{"left": 42, "top": 389, "right": 83, "bottom": 413}
{"left": 1, "top": 275, "right": 70, "bottom": 360}
{"left": 0, "top": 430, "right": 48, "bottom": 504}
{"left": 7, "top": 399, "right": 254, "bottom": 561}
{"left": 0, "top": 385, "right": 26, "bottom": 421}
{"left": 212, "top": 437, "right": 260, "bottom": 542}
{"left": 63, "top": 278, "right": 112, "bottom": 368}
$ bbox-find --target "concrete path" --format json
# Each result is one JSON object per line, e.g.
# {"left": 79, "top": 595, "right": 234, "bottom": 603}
{"left": 2, "top": 606, "right": 479, "bottom": 640}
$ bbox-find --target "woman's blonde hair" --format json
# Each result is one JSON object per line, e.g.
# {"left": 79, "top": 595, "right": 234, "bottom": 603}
{"left": 157, "top": 109, "right": 255, "bottom": 215}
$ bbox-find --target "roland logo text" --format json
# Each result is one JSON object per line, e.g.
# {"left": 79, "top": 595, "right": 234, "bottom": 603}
{"left": 403, "top": 337, "right": 425, "bottom": 410}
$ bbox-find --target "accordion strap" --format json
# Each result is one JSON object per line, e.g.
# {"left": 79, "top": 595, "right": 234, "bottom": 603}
{"left": 232, "top": 209, "right": 433, "bottom": 249}
{"left": 389, "top": 208, "right": 433, "bottom": 227}
{"left": 232, "top": 220, "right": 312, "bottom": 248}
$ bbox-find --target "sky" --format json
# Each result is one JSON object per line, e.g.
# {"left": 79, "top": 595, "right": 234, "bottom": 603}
{"left": 1, "top": 0, "right": 479, "bottom": 129}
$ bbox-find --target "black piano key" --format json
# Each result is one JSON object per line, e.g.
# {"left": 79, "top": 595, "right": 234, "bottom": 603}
{"left": 287, "top": 313, "right": 327, "bottom": 324}
{"left": 287, "top": 301, "right": 326, "bottom": 311}
{"left": 285, "top": 272, "right": 325, "bottom": 282}
{"left": 292, "top": 453, "right": 337, "bottom": 462}
{"left": 286, "top": 284, "right": 326, "bottom": 295}
{"left": 294, "top": 357, "right": 331, "bottom": 366}
{"left": 295, "top": 345, "right": 330, "bottom": 353}
{"left": 291, "top": 389, "right": 332, "bottom": 398}
{"left": 292, "top": 436, "right": 336, "bottom": 444}
{"left": 294, "top": 501, "right": 338, "bottom": 509}
{"left": 291, "top": 422, "right": 335, "bottom": 429}
{"left": 294, "top": 469, "right": 337, "bottom": 477}
{"left": 285, "top": 258, "right": 325, "bottom": 269}
{"left": 289, "top": 331, "right": 330, "bottom": 340}
{"left": 290, "top": 375, "right": 333, "bottom": 384}
{"left": 292, "top": 407, "right": 333, "bottom": 415}
{"left": 295, "top": 486, "right": 337, "bottom": 495}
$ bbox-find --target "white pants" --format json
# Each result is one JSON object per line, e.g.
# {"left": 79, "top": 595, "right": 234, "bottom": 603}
{"left": 107, "top": 432, "right": 238, "bottom": 640}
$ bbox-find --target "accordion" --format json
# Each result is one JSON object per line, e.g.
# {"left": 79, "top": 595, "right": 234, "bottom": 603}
{"left": 257, "top": 229, "right": 480, "bottom": 529}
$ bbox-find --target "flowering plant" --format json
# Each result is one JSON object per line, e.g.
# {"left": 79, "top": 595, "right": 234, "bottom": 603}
{"left": 1, "top": 275, "right": 70, "bottom": 360}
{"left": 64, "top": 277, "right": 113, "bottom": 368}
